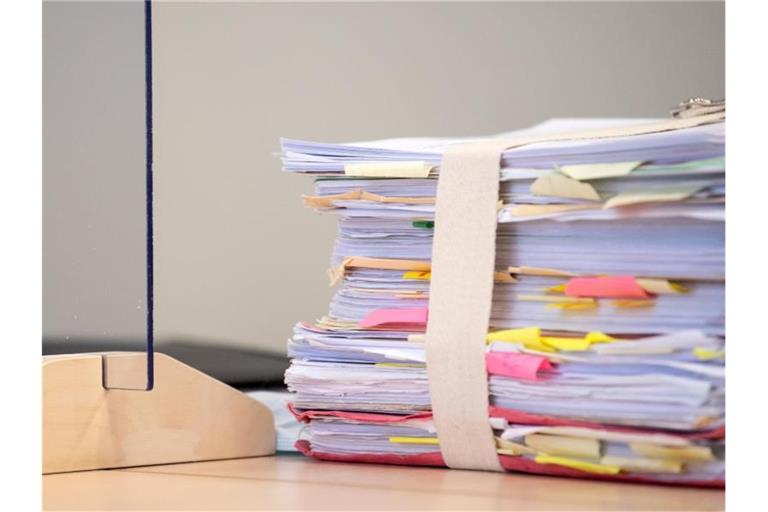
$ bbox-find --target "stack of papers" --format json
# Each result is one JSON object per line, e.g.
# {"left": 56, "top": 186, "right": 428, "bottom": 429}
{"left": 280, "top": 116, "right": 725, "bottom": 486}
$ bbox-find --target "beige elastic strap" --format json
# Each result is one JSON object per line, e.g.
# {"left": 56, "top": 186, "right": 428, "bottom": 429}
{"left": 425, "top": 111, "right": 724, "bottom": 471}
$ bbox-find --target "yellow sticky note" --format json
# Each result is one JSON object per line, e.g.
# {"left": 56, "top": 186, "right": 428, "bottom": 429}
{"left": 693, "top": 348, "right": 725, "bottom": 360}
{"left": 558, "top": 161, "right": 643, "bottom": 181}
{"left": 389, "top": 436, "right": 439, "bottom": 445}
{"left": 541, "top": 337, "right": 592, "bottom": 351}
{"left": 546, "top": 283, "right": 567, "bottom": 293}
{"left": 403, "top": 271, "right": 431, "bottom": 280}
{"left": 530, "top": 172, "right": 602, "bottom": 201}
{"left": 344, "top": 161, "right": 433, "bottom": 178}
{"left": 534, "top": 455, "right": 621, "bottom": 475}
{"left": 636, "top": 278, "right": 688, "bottom": 295}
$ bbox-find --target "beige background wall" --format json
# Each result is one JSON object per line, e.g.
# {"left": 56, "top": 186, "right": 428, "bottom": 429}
{"left": 45, "top": 1, "right": 725, "bottom": 355}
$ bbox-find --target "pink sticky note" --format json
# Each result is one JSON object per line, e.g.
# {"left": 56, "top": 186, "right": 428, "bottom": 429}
{"left": 564, "top": 276, "right": 649, "bottom": 299}
{"left": 359, "top": 308, "right": 429, "bottom": 330}
{"left": 485, "top": 352, "right": 554, "bottom": 381}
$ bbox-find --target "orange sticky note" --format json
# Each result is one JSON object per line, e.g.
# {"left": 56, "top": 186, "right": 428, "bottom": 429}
{"left": 359, "top": 308, "right": 429, "bottom": 329}
{"left": 485, "top": 352, "right": 555, "bottom": 381}
{"left": 565, "top": 276, "right": 649, "bottom": 299}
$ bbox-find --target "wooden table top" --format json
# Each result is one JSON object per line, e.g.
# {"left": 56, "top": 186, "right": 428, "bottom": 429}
{"left": 43, "top": 454, "right": 724, "bottom": 511}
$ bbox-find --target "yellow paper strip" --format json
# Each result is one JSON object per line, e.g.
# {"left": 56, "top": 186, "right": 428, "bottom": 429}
{"left": 612, "top": 299, "right": 656, "bottom": 308}
{"left": 494, "top": 271, "right": 518, "bottom": 283}
{"left": 547, "top": 302, "right": 599, "bottom": 310}
{"left": 508, "top": 266, "right": 578, "bottom": 278}
{"left": 303, "top": 190, "right": 437, "bottom": 208}
{"left": 524, "top": 434, "right": 601, "bottom": 459}
{"left": 558, "top": 161, "right": 643, "bottom": 181}
{"left": 585, "top": 332, "right": 615, "bottom": 344}
{"left": 603, "top": 182, "right": 711, "bottom": 209}
{"left": 600, "top": 455, "right": 683, "bottom": 474}
{"left": 519, "top": 295, "right": 595, "bottom": 304}
{"left": 541, "top": 337, "right": 592, "bottom": 351}
{"left": 636, "top": 278, "right": 688, "bottom": 295}
{"left": 629, "top": 442, "right": 714, "bottom": 462}
{"left": 360, "top": 191, "right": 435, "bottom": 204}
{"left": 403, "top": 271, "right": 432, "bottom": 280}
{"left": 376, "top": 363, "right": 426, "bottom": 368}
{"left": 302, "top": 190, "right": 363, "bottom": 208}
{"left": 693, "top": 348, "right": 725, "bottom": 360}
{"left": 330, "top": 257, "right": 431, "bottom": 285}
{"left": 507, "top": 203, "right": 600, "bottom": 218}
{"left": 534, "top": 455, "right": 621, "bottom": 475}
{"left": 344, "top": 161, "right": 433, "bottom": 178}
{"left": 403, "top": 270, "right": 516, "bottom": 283}
{"left": 496, "top": 437, "right": 537, "bottom": 456}
{"left": 389, "top": 436, "right": 440, "bottom": 445}
{"left": 530, "top": 172, "right": 602, "bottom": 201}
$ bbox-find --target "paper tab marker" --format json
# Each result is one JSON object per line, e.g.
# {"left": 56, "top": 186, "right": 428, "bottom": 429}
{"left": 565, "top": 276, "right": 649, "bottom": 299}
{"left": 485, "top": 352, "right": 555, "bottom": 381}
{"left": 359, "top": 308, "right": 429, "bottom": 329}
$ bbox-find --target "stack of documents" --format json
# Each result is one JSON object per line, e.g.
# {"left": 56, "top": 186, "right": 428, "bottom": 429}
{"left": 280, "top": 114, "right": 725, "bottom": 486}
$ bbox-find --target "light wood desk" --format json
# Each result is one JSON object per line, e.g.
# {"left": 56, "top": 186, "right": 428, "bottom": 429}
{"left": 43, "top": 454, "right": 724, "bottom": 511}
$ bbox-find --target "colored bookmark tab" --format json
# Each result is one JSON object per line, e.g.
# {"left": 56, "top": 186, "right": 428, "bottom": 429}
{"left": 485, "top": 352, "right": 554, "bottom": 381}
{"left": 565, "top": 276, "right": 649, "bottom": 299}
{"left": 412, "top": 220, "right": 434, "bottom": 229}
{"left": 344, "top": 161, "right": 433, "bottom": 178}
{"left": 359, "top": 308, "right": 429, "bottom": 329}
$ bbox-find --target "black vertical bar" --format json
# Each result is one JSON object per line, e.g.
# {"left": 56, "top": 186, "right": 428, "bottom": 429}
{"left": 144, "top": 0, "right": 155, "bottom": 390}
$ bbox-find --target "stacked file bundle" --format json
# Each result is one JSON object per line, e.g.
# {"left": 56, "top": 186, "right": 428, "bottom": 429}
{"left": 280, "top": 112, "right": 725, "bottom": 486}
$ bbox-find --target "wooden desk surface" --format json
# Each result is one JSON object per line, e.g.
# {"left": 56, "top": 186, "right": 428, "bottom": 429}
{"left": 43, "top": 454, "right": 724, "bottom": 511}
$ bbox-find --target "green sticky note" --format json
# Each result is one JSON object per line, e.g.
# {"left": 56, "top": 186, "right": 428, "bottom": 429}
{"left": 412, "top": 220, "right": 434, "bottom": 229}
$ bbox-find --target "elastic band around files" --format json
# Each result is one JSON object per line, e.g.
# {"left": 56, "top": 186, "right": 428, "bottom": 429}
{"left": 425, "top": 110, "right": 724, "bottom": 472}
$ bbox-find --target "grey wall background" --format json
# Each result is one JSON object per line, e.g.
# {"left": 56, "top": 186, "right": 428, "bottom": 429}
{"left": 43, "top": 1, "right": 146, "bottom": 343}
{"left": 44, "top": 1, "right": 725, "bottom": 355}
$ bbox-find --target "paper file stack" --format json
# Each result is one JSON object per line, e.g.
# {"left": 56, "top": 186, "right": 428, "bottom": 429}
{"left": 280, "top": 109, "right": 725, "bottom": 486}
